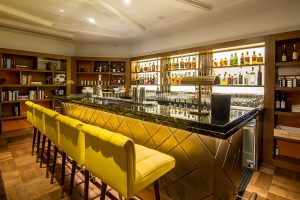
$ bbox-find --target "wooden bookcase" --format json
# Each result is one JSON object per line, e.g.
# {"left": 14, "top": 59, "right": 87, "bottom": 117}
{"left": 269, "top": 31, "right": 300, "bottom": 172}
{"left": 71, "top": 57, "right": 130, "bottom": 95}
{"left": 0, "top": 48, "right": 71, "bottom": 133}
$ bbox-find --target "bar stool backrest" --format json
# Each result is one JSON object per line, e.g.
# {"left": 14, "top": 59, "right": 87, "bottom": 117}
{"left": 25, "top": 101, "right": 34, "bottom": 125}
{"left": 82, "top": 124, "right": 135, "bottom": 198}
{"left": 31, "top": 104, "right": 45, "bottom": 134}
{"left": 56, "top": 115, "right": 85, "bottom": 166}
{"left": 43, "top": 108, "right": 60, "bottom": 147}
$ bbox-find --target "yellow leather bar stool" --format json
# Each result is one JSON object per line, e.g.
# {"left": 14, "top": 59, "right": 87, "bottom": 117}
{"left": 56, "top": 115, "right": 86, "bottom": 199}
{"left": 25, "top": 101, "right": 37, "bottom": 156}
{"left": 31, "top": 103, "right": 45, "bottom": 163}
{"left": 42, "top": 108, "right": 60, "bottom": 178}
{"left": 82, "top": 124, "right": 176, "bottom": 200}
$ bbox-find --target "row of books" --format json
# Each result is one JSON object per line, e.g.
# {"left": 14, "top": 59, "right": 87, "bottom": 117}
{"left": 2, "top": 58, "right": 28, "bottom": 69}
{"left": 2, "top": 90, "right": 46, "bottom": 101}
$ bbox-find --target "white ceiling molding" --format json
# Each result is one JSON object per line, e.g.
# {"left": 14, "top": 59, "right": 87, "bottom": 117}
{"left": 0, "top": 18, "right": 73, "bottom": 40}
{"left": 87, "top": 0, "right": 146, "bottom": 31}
{"left": 54, "top": 25, "right": 122, "bottom": 38}
{"left": 0, "top": 3, "right": 53, "bottom": 27}
{"left": 175, "top": 0, "right": 213, "bottom": 11}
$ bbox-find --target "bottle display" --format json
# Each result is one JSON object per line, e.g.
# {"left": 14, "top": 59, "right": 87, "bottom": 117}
{"left": 245, "top": 51, "right": 250, "bottom": 65}
{"left": 281, "top": 44, "right": 287, "bottom": 62}
{"left": 275, "top": 93, "right": 281, "bottom": 110}
{"left": 293, "top": 44, "right": 298, "bottom": 61}
{"left": 252, "top": 51, "right": 257, "bottom": 64}
{"left": 280, "top": 92, "right": 286, "bottom": 111}
{"left": 257, "top": 65, "right": 262, "bottom": 86}
{"left": 240, "top": 53, "right": 245, "bottom": 65}
{"left": 249, "top": 67, "right": 256, "bottom": 85}
{"left": 233, "top": 53, "right": 238, "bottom": 66}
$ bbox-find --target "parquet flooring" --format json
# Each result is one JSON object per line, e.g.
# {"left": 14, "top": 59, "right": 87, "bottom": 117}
{"left": 0, "top": 128, "right": 300, "bottom": 200}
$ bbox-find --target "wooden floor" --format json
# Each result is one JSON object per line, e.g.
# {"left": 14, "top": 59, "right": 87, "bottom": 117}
{"left": 0, "top": 129, "right": 299, "bottom": 200}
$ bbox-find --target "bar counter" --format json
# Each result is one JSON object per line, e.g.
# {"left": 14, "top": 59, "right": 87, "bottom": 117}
{"left": 54, "top": 96, "right": 264, "bottom": 200}
{"left": 54, "top": 96, "right": 262, "bottom": 139}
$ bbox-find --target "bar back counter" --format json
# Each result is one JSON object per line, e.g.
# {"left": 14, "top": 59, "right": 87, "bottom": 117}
{"left": 55, "top": 96, "right": 263, "bottom": 200}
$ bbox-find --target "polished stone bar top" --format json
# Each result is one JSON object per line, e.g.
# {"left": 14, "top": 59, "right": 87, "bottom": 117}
{"left": 53, "top": 96, "right": 263, "bottom": 139}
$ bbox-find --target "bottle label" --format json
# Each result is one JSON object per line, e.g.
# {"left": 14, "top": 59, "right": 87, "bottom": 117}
{"left": 276, "top": 101, "right": 280, "bottom": 109}
{"left": 293, "top": 52, "right": 298, "bottom": 60}
{"left": 281, "top": 101, "right": 286, "bottom": 109}
{"left": 282, "top": 55, "right": 287, "bottom": 62}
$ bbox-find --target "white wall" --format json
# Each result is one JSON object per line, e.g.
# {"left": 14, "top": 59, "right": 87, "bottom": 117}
{"left": 129, "top": 1, "right": 300, "bottom": 57}
{"left": 0, "top": 28, "right": 75, "bottom": 56}
{"left": 75, "top": 43, "right": 130, "bottom": 58}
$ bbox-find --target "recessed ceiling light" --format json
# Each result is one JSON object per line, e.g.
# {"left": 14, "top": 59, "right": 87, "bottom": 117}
{"left": 123, "top": 0, "right": 131, "bottom": 5}
{"left": 59, "top": 9, "right": 64, "bottom": 12}
{"left": 87, "top": 17, "right": 96, "bottom": 24}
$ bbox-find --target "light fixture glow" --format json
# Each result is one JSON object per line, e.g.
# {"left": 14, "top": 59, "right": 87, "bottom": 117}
{"left": 59, "top": 9, "right": 64, "bottom": 12}
{"left": 123, "top": 0, "right": 131, "bottom": 5}
{"left": 87, "top": 17, "right": 96, "bottom": 24}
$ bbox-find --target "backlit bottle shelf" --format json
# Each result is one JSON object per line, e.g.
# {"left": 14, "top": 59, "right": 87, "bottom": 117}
{"left": 209, "top": 63, "right": 265, "bottom": 69}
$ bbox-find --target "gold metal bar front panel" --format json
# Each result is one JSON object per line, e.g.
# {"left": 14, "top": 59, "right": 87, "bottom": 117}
{"left": 62, "top": 102, "right": 242, "bottom": 200}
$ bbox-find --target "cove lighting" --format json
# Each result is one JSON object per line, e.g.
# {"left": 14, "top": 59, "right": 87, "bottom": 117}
{"left": 123, "top": 0, "right": 131, "bottom": 5}
{"left": 87, "top": 17, "right": 96, "bottom": 24}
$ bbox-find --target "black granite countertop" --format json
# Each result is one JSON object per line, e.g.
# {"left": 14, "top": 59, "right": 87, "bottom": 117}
{"left": 53, "top": 96, "right": 264, "bottom": 139}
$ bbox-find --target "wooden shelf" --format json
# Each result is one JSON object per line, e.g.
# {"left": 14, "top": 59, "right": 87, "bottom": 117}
{"left": 1, "top": 99, "right": 52, "bottom": 104}
{"left": 275, "top": 61, "right": 300, "bottom": 67}
{"left": 273, "top": 155, "right": 300, "bottom": 173}
{"left": 164, "top": 69, "right": 197, "bottom": 72}
{"left": 274, "top": 128, "right": 300, "bottom": 143}
{"left": 37, "top": 84, "right": 66, "bottom": 87}
{"left": 76, "top": 84, "right": 125, "bottom": 87}
{"left": 0, "top": 68, "right": 66, "bottom": 73}
{"left": 275, "top": 111, "right": 300, "bottom": 117}
{"left": 132, "top": 71, "right": 160, "bottom": 74}
{"left": 209, "top": 63, "right": 265, "bottom": 69}
{"left": 76, "top": 72, "right": 125, "bottom": 75}
{"left": 0, "top": 84, "right": 66, "bottom": 87}
{"left": 275, "top": 87, "right": 300, "bottom": 91}
{"left": 213, "top": 85, "right": 264, "bottom": 87}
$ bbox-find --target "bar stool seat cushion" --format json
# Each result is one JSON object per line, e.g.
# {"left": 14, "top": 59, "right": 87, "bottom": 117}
{"left": 134, "top": 144, "right": 175, "bottom": 193}
{"left": 82, "top": 124, "right": 175, "bottom": 199}
{"left": 32, "top": 104, "right": 45, "bottom": 134}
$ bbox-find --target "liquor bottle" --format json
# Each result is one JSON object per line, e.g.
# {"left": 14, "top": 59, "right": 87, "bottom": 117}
{"left": 223, "top": 57, "right": 228, "bottom": 66}
{"left": 281, "top": 44, "right": 287, "bottom": 62}
{"left": 252, "top": 51, "right": 257, "bottom": 64}
{"left": 233, "top": 74, "right": 238, "bottom": 85}
{"left": 245, "top": 51, "right": 250, "bottom": 65}
{"left": 292, "top": 76, "right": 297, "bottom": 87}
{"left": 227, "top": 74, "right": 232, "bottom": 85}
{"left": 95, "top": 64, "right": 99, "bottom": 72}
{"left": 222, "top": 72, "right": 227, "bottom": 85}
{"left": 152, "top": 62, "right": 156, "bottom": 72}
{"left": 214, "top": 74, "right": 221, "bottom": 85}
{"left": 293, "top": 44, "right": 298, "bottom": 61}
{"left": 136, "top": 63, "right": 140, "bottom": 72}
{"left": 239, "top": 72, "right": 243, "bottom": 85}
{"left": 120, "top": 63, "right": 125, "bottom": 72}
{"left": 213, "top": 59, "right": 218, "bottom": 67}
{"left": 275, "top": 93, "right": 281, "bottom": 110}
{"left": 257, "top": 53, "right": 263, "bottom": 64}
{"left": 280, "top": 92, "right": 287, "bottom": 111}
{"left": 257, "top": 65, "right": 262, "bottom": 86}
{"left": 244, "top": 72, "right": 249, "bottom": 85}
{"left": 180, "top": 58, "right": 185, "bottom": 69}
{"left": 240, "top": 53, "right": 245, "bottom": 65}
{"left": 234, "top": 53, "right": 238, "bottom": 66}
{"left": 281, "top": 76, "right": 287, "bottom": 87}
{"left": 230, "top": 54, "right": 234, "bottom": 66}
{"left": 192, "top": 57, "right": 196, "bottom": 69}
{"left": 249, "top": 67, "right": 256, "bottom": 85}
{"left": 186, "top": 58, "right": 191, "bottom": 69}
{"left": 220, "top": 58, "right": 223, "bottom": 67}
{"left": 112, "top": 64, "right": 116, "bottom": 73}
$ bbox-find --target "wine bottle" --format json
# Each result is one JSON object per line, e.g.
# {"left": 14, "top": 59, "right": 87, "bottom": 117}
{"left": 249, "top": 67, "right": 256, "bottom": 85}
{"left": 257, "top": 65, "right": 262, "bottom": 86}
{"left": 281, "top": 44, "right": 287, "bottom": 62}
{"left": 234, "top": 53, "right": 238, "bottom": 66}
{"left": 239, "top": 72, "right": 243, "bottom": 85}
{"left": 245, "top": 51, "right": 250, "bottom": 65}
{"left": 230, "top": 54, "right": 234, "bottom": 66}
{"left": 293, "top": 44, "right": 298, "bottom": 61}
{"left": 281, "top": 76, "right": 287, "bottom": 87}
{"left": 280, "top": 92, "right": 286, "bottom": 111}
{"left": 240, "top": 53, "right": 245, "bottom": 65}
{"left": 252, "top": 51, "right": 257, "bottom": 64}
{"left": 275, "top": 93, "right": 281, "bottom": 110}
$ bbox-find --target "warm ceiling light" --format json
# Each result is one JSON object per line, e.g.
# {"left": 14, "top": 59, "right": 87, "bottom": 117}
{"left": 87, "top": 17, "right": 96, "bottom": 24}
{"left": 59, "top": 9, "right": 64, "bottom": 12}
{"left": 123, "top": 0, "right": 131, "bottom": 5}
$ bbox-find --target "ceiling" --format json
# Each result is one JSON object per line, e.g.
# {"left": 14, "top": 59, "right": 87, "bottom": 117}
{"left": 0, "top": 0, "right": 246, "bottom": 42}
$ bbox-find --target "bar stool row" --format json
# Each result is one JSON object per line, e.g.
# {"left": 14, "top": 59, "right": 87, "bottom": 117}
{"left": 25, "top": 101, "right": 175, "bottom": 200}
